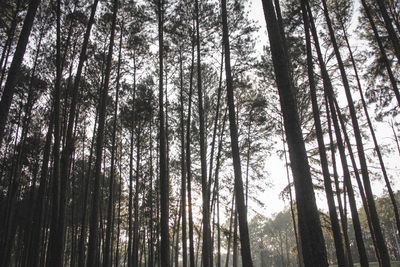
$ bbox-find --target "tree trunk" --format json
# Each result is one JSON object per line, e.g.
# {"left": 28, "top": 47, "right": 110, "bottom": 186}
{"left": 221, "top": 0, "right": 254, "bottom": 266}
{"left": 157, "top": 0, "right": 169, "bottom": 265}
{"left": 320, "top": 0, "right": 390, "bottom": 264}
{"left": 262, "top": 0, "right": 328, "bottom": 265}
{"left": 340, "top": 16, "right": 400, "bottom": 241}
{"left": 306, "top": 2, "right": 369, "bottom": 265}
{"left": 186, "top": 18, "right": 196, "bottom": 267}
{"left": 0, "top": 0, "right": 41, "bottom": 148}
{"left": 194, "top": 0, "right": 211, "bottom": 265}
{"left": 103, "top": 19, "right": 123, "bottom": 267}
{"left": 300, "top": 2, "right": 346, "bottom": 265}
{"left": 179, "top": 48, "right": 188, "bottom": 267}
{"left": 133, "top": 125, "right": 142, "bottom": 267}
{"left": 327, "top": 113, "right": 354, "bottom": 267}
{"left": 46, "top": 0, "right": 64, "bottom": 264}
{"left": 86, "top": 0, "right": 118, "bottom": 265}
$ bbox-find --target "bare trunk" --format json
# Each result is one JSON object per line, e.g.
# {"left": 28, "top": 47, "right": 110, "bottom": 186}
{"left": 262, "top": 0, "right": 327, "bottom": 265}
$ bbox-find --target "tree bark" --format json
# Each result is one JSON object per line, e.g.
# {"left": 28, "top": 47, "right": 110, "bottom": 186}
{"left": 179, "top": 48, "right": 188, "bottom": 267}
{"left": 262, "top": 0, "right": 328, "bottom": 265}
{"left": 0, "top": 0, "right": 41, "bottom": 148}
{"left": 104, "top": 18, "right": 123, "bottom": 267}
{"left": 86, "top": 0, "right": 118, "bottom": 265}
{"left": 320, "top": 0, "right": 390, "bottom": 264}
{"left": 340, "top": 16, "right": 400, "bottom": 241}
{"left": 221, "top": 0, "right": 254, "bottom": 265}
{"left": 157, "top": 0, "right": 169, "bottom": 265}
{"left": 185, "top": 18, "right": 196, "bottom": 267}
{"left": 306, "top": 2, "right": 369, "bottom": 265}
{"left": 301, "top": 2, "right": 346, "bottom": 265}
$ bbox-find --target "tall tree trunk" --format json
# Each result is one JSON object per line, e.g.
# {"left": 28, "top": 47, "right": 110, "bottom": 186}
{"left": 326, "top": 97, "right": 370, "bottom": 267}
{"left": 327, "top": 112, "right": 354, "bottom": 267}
{"left": 128, "top": 122, "right": 135, "bottom": 267}
{"left": 305, "top": 2, "right": 369, "bottom": 265}
{"left": 262, "top": 0, "right": 327, "bottom": 265}
{"left": 221, "top": 0, "right": 253, "bottom": 266}
{"left": 215, "top": 109, "right": 227, "bottom": 267}
{"left": 333, "top": 97, "right": 382, "bottom": 264}
{"left": 194, "top": 0, "right": 211, "bottom": 265}
{"left": 86, "top": 0, "right": 118, "bottom": 265}
{"left": 186, "top": 18, "right": 196, "bottom": 267}
{"left": 46, "top": 0, "right": 63, "bottom": 264}
{"left": 133, "top": 125, "right": 142, "bottom": 267}
{"left": 104, "top": 19, "right": 123, "bottom": 267}
{"left": 340, "top": 16, "right": 400, "bottom": 241}
{"left": 77, "top": 110, "right": 98, "bottom": 267}
{"left": 0, "top": 0, "right": 41, "bottom": 148}
{"left": 301, "top": 2, "right": 346, "bottom": 265}
{"left": 148, "top": 115, "right": 154, "bottom": 267}
{"left": 320, "top": 1, "right": 390, "bottom": 265}
{"left": 157, "top": 0, "right": 169, "bottom": 265}
{"left": 179, "top": 48, "right": 188, "bottom": 267}
{"left": 115, "top": 141, "right": 123, "bottom": 267}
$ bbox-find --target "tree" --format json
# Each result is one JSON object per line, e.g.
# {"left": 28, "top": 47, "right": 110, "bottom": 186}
{"left": 221, "top": 0, "right": 254, "bottom": 265}
{"left": 86, "top": 0, "right": 118, "bottom": 265}
{"left": 262, "top": 0, "right": 328, "bottom": 266}
{"left": 0, "top": 0, "right": 41, "bottom": 149}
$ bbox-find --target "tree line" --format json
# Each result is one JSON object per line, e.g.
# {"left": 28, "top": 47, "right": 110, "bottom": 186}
{"left": 0, "top": 0, "right": 399, "bottom": 266}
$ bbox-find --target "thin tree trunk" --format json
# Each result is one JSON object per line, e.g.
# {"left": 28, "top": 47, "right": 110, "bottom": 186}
{"left": 327, "top": 113, "right": 354, "bottom": 267}
{"left": 194, "top": 0, "right": 211, "bottom": 265}
{"left": 128, "top": 56, "right": 138, "bottom": 267}
{"left": 0, "top": 0, "right": 41, "bottom": 148}
{"left": 326, "top": 97, "right": 370, "bottom": 267}
{"left": 28, "top": 111, "right": 54, "bottom": 267}
{"left": 301, "top": 2, "right": 346, "bottom": 265}
{"left": 115, "top": 140, "right": 123, "bottom": 267}
{"left": 321, "top": 0, "right": 390, "bottom": 264}
{"left": 333, "top": 98, "right": 382, "bottom": 264}
{"left": 232, "top": 210, "right": 238, "bottom": 267}
{"left": 133, "top": 125, "right": 142, "bottom": 267}
{"left": 86, "top": 0, "right": 118, "bottom": 265}
{"left": 77, "top": 110, "right": 98, "bottom": 267}
{"left": 306, "top": 2, "right": 369, "bottom": 265}
{"left": 157, "top": 0, "right": 169, "bottom": 264}
{"left": 340, "top": 15, "right": 400, "bottom": 241}
{"left": 46, "top": 0, "right": 64, "bottom": 264}
{"left": 179, "top": 48, "right": 188, "bottom": 267}
{"left": 148, "top": 115, "right": 154, "bottom": 267}
{"left": 104, "top": 19, "right": 123, "bottom": 267}
{"left": 221, "top": 0, "right": 253, "bottom": 265}
{"left": 186, "top": 18, "right": 196, "bottom": 267}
